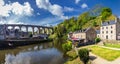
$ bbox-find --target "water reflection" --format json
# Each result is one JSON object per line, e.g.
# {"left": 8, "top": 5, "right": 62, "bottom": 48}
{"left": 5, "top": 48, "right": 63, "bottom": 64}
{"left": 0, "top": 42, "right": 66, "bottom": 64}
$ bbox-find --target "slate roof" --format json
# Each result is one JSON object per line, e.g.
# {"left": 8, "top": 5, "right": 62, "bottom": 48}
{"left": 96, "top": 30, "right": 100, "bottom": 34}
{"left": 102, "top": 21, "right": 116, "bottom": 26}
{"left": 73, "top": 27, "right": 92, "bottom": 33}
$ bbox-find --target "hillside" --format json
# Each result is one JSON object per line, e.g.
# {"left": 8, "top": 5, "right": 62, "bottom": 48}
{"left": 53, "top": 6, "right": 116, "bottom": 39}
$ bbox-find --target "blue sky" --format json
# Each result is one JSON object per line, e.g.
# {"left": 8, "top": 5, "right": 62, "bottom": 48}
{"left": 0, "top": 0, "right": 120, "bottom": 26}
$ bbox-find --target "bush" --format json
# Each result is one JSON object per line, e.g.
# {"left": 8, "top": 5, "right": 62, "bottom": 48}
{"left": 95, "top": 38, "right": 101, "bottom": 43}
{"left": 78, "top": 48, "right": 89, "bottom": 64}
{"left": 62, "top": 41, "right": 72, "bottom": 52}
{"left": 66, "top": 50, "right": 78, "bottom": 60}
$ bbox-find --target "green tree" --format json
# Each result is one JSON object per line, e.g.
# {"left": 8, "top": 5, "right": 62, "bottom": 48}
{"left": 78, "top": 48, "right": 89, "bottom": 64}
{"left": 92, "top": 21, "right": 97, "bottom": 27}
{"left": 95, "top": 38, "right": 101, "bottom": 43}
{"left": 101, "top": 8, "right": 112, "bottom": 20}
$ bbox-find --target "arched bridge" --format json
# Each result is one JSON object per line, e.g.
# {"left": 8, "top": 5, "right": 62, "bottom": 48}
{"left": 0, "top": 24, "right": 53, "bottom": 39}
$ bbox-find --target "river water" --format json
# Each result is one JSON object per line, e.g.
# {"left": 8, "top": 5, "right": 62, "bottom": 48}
{"left": 0, "top": 42, "right": 67, "bottom": 64}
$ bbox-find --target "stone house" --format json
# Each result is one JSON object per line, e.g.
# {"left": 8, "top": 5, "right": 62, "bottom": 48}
{"left": 71, "top": 27, "right": 97, "bottom": 43}
{"left": 100, "top": 18, "right": 120, "bottom": 40}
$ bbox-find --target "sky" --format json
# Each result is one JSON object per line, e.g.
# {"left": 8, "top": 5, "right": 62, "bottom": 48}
{"left": 0, "top": 0, "right": 120, "bottom": 26}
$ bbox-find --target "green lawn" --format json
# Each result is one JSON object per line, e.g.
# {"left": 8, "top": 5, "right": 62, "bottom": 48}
{"left": 64, "top": 57, "right": 82, "bottom": 64}
{"left": 104, "top": 43, "right": 120, "bottom": 48}
{"left": 89, "top": 46, "right": 120, "bottom": 61}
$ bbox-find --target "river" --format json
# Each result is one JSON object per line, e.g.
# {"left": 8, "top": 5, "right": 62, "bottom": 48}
{"left": 0, "top": 41, "right": 67, "bottom": 64}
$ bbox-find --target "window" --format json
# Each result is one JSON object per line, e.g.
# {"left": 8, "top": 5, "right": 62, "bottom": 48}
{"left": 106, "top": 31, "right": 108, "bottom": 33}
{"left": 102, "top": 27, "right": 104, "bottom": 29}
{"left": 106, "top": 27, "right": 108, "bottom": 29}
{"left": 111, "top": 26, "right": 113, "bottom": 29}
{"left": 98, "top": 35, "right": 99, "bottom": 37}
{"left": 102, "top": 31, "right": 104, "bottom": 34}
{"left": 106, "top": 35, "right": 108, "bottom": 39}
{"left": 111, "top": 31, "right": 113, "bottom": 33}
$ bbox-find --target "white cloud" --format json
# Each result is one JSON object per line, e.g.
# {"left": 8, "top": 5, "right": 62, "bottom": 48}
{"left": 0, "top": 16, "right": 25, "bottom": 24}
{"left": 81, "top": 3, "right": 88, "bottom": 9}
{"left": 0, "top": 0, "right": 11, "bottom": 17}
{"left": 0, "top": 20, "right": 24, "bottom": 24}
{"left": 11, "top": 2, "right": 33, "bottom": 16}
{"left": 0, "top": 0, "right": 34, "bottom": 17}
{"left": 64, "top": 7, "right": 74, "bottom": 12}
{"left": 75, "top": 0, "right": 80, "bottom": 4}
{"left": 36, "top": 0, "right": 67, "bottom": 19}
{"left": 0, "top": 0, "right": 4, "bottom": 6}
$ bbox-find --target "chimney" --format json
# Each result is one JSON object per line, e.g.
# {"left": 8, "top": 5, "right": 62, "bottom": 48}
{"left": 115, "top": 16, "right": 119, "bottom": 23}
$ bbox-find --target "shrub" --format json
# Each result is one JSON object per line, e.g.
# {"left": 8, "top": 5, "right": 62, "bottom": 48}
{"left": 95, "top": 38, "right": 101, "bottom": 43}
{"left": 66, "top": 50, "right": 78, "bottom": 60}
{"left": 62, "top": 41, "right": 72, "bottom": 52}
{"left": 78, "top": 48, "right": 89, "bottom": 64}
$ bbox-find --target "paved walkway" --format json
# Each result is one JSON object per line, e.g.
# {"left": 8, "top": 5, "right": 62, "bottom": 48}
{"left": 99, "top": 46, "right": 120, "bottom": 51}
{"left": 89, "top": 52, "right": 120, "bottom": 64}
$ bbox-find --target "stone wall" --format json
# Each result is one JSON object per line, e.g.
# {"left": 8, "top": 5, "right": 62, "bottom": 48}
{"left": 103, "top": 40, "right": 120, "bottom": 44}
{"left": 86, "top": 28, "right": 96, "bottom": 42}
{"left": 72, "top": 32, "right": 86, "bottom": 39}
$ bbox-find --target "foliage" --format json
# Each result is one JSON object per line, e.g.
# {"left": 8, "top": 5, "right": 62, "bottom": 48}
{"left": 29, "top": 34, "right": 33, "bottom": 37}
{"left": 92, "top": 21, "right": 97, "bottom": 27}
{"left": 54, "top": 25, "right": 67, "bottom": 38}
{"left": 95, "top": 38, "right": 101, "bottom": 43}
{"left": 100, "top": 8, "right": 112, "bottom": 20}
{"left": 62, "top": 41, "right": 72, "bottom": 52}
{"left": 52, "top": 6, "right": 115, "bottom": 42}
{"left": 64, "top": 57, "right": 82, "bottom": 64}
{"left": 53, "top": 38, "right": 67, "bottom": 52}
{"left": 78, "top": 48, "right": 89, "bottom": 64}
{"left": 66, "top": 50, "right": 78, "bottom": 60}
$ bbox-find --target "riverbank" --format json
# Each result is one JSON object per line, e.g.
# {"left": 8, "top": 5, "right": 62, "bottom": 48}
{"left": 64, "top": 49, "right": 91, "bottom": 64}
{"left": 0, "top": 39, "right": 53, "bottom": 50}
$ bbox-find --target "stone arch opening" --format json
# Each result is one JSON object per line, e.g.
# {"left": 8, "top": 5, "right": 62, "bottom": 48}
{"left": 34, "top": 27, "right": 39, "bottom": 35}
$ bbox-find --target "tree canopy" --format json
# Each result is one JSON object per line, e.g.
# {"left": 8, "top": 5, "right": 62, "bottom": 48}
{"left": 53, "top": 7, "right": 114, "bottom": 39}
{"left": 101, "top": 8, "right": 112, "bottom": 20}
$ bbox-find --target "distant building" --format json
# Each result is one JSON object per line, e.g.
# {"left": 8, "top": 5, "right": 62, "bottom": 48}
{"left": 0, "top": 25, "right": 5, "bottom": 40}
{"left": 70, "top": 27, "right": 97, "bottom": 43}
{"left": 100, "top": 18, "right": 120, "bottom": 40}
{"left": 6, "top": 29, "right": 29, "bottom": 39}
{"left": 96, "top": 30, "right": 100, "bottom": 38}
{"left": 68, "top": 32, "right": 73, "bottom": 39}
